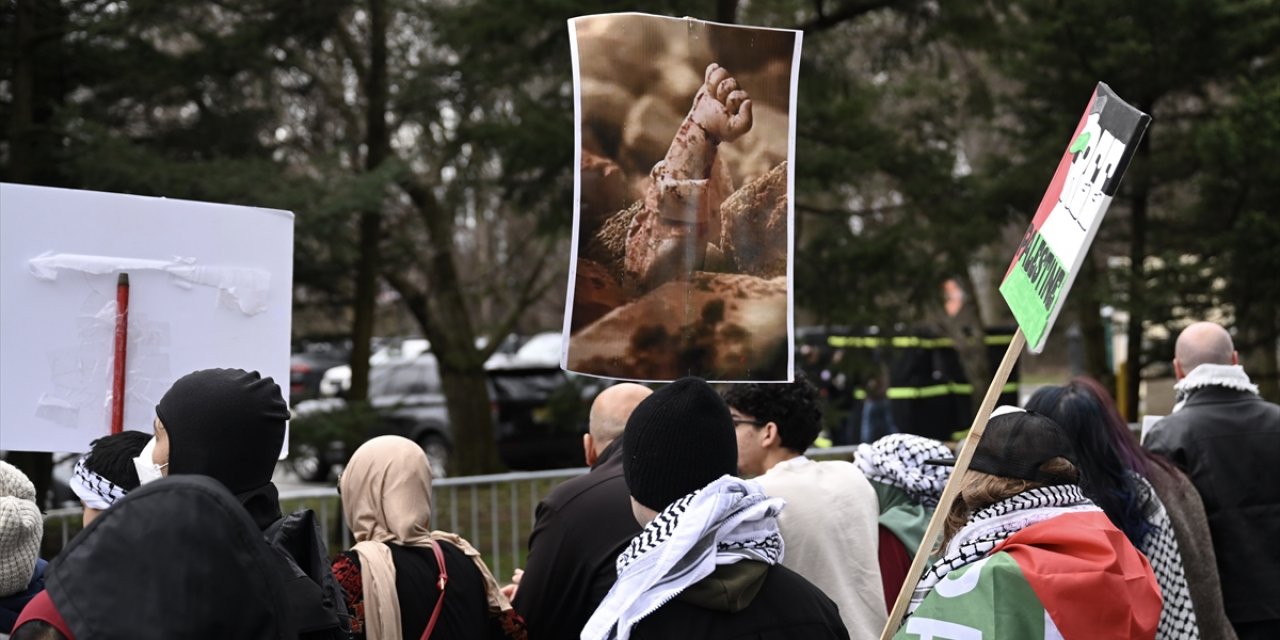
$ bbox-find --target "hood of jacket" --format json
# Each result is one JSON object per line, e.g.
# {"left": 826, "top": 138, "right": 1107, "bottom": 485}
{"left": 45, "top": 475, "right": 296, "bottom": 640}
{"left": 676, "top": 561, "right": 770, "bottom": 613}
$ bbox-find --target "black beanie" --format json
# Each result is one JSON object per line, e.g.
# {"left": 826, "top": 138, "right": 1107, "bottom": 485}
{"left": 157, "top": 368, "right": 289, "bottom": 495}
{"left": 623, "top": 377, "right": 737, "bottom": 511}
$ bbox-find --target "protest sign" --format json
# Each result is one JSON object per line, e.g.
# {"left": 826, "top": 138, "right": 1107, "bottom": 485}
{"left": 0, "top": 183, "right": 294, "bottom": 453}
{"left": 561, "top": 13, "right": 801, "bottom": 382}
{"left": 1000, "top": 83, "right": 1152, "bottom": 353}
{"left": 881, "top": 84, "right": 1150, "bottom": 638}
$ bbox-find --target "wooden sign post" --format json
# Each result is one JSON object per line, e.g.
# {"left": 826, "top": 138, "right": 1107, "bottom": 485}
{"left": 880, "top": 83, "right": 1150, "bottom": 639}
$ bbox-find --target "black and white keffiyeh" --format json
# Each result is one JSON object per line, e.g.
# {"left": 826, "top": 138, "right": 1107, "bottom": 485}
{"left": 854, "top": 433, "right": 954, "bottom": 507}
{"left": 70, "top": 455, "right": 128, "bottom": 510}
{"left": 581, "top": 475, "right": 785, "bottom": 640}
{"left": 1134, "top": 474, "right": 1199, "bottom": 639}
{"left": 907, "top": 484, "right": 1098, "bottom": 615}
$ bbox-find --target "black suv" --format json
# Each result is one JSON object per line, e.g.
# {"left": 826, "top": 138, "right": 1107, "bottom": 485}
{"left": 289, "top": 354, "right": 606, "bottom": 480}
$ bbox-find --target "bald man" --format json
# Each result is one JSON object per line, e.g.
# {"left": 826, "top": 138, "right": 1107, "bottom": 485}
{"left": 1147, "top": 322, "right": 1280, "bottom": 639}
{"left": 512, "top": 383, "right": 652, "bottom": 639}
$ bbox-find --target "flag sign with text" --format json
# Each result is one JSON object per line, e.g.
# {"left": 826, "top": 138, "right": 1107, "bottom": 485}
{"left": 1000, "top": 83, "right": 1150, "bottom": 353}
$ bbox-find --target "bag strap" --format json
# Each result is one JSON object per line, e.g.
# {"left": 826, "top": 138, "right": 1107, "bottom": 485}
{"left": 419, "top": 539, "right": 449, "bottom": 640}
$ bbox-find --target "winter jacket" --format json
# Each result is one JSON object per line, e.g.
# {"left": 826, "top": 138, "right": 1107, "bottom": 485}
{"left": 1146, "top": 386, "right": 1280, "bottom": 633}
{"left": 0, "top": 559, "right": 45, "bottom": 633}
{"left": 627, "top": 561, "right": 849, "bottom": 640}
{"left": 35, "top": 476, "right": 295, "bottom": 639}
{"left": 514, "top": 440, "right": 640, "bottom": 640}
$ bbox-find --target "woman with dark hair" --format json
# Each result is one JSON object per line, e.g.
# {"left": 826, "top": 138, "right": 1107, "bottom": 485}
{"left": 1027, "top": 377, "right": 1234, "bottom": 640}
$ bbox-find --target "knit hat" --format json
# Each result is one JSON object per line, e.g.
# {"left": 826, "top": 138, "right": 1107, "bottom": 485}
{"left": 0, "top": 461, "right": 36, "bottom": 503}
{"left": 622, "top": 377, "right": 737, "bottom": 511}
{"left": 1, "top": 462, "right": 42, "bottom": 597}
{"left": 157, "top": 368, "right": 290, "bottom": 495}
{"left": 928, "top": 406, "right": 1078, "bottom": 485}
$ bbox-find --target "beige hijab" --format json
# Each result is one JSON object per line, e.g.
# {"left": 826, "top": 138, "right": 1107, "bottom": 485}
{"left": 340, "top": 435, "right": 513, "bottom": 640}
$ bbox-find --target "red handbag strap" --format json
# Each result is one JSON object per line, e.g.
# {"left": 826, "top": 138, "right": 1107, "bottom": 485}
{"left": 419, "top": 539, "right": 449, "bottom": 640}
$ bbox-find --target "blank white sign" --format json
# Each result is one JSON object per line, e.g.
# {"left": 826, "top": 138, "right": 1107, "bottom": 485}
{"left": 0, "top": 183, "right": 294, "bottom": 453}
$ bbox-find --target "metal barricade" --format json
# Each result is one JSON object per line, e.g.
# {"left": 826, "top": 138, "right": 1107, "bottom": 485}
{"left": 41, "top": 446, "right": 861, "bottom": 579}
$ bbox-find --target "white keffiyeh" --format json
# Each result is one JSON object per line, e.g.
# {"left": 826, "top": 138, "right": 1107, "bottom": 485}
{"left": 70, "top": 456, "right": 128, "bottom": 510}
{"left": 581, "top": 475, "right": 785, "bottom": 640}
{"left": 907, "top": 484, "right": 1099, "bottom": 615}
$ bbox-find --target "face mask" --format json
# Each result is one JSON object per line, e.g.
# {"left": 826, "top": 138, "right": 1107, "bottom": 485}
{"left": 133, "top": 436, "right": 168, "bottom": 485}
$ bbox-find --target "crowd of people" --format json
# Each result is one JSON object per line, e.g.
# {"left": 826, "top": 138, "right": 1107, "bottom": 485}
{"left": 0, "top": 320, "right": 1276, "bottom": 639}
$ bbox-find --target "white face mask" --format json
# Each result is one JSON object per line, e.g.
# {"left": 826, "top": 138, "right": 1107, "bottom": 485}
{"left": 133, "top": 436, "right": 168, "bottom": 485}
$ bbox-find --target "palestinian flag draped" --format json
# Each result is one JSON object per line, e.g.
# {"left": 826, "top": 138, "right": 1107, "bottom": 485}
{"left": 896, "top": 512, "right": 1162, "bottom": 640}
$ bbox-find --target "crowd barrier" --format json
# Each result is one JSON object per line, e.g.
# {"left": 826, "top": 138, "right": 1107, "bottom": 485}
{"left": 42, "top": 446, "right": 860, "bottom": 578}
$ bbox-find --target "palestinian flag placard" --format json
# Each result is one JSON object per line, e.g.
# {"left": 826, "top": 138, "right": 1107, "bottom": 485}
{"left": 1000, "top": 83, "right": 1150, "bottom": 353}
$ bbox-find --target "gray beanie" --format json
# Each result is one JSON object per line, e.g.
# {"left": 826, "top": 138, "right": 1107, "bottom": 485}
{"left": 1, "top": 461, "right": 42, "bottom": 596}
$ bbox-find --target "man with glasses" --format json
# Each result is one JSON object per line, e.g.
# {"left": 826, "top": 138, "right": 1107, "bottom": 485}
{"left": 723, "top": 374, "right": 886, "bottom": 640}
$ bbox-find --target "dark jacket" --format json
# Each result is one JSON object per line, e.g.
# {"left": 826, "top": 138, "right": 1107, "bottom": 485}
{"left": 628, "top": 562, "right": 849, "bottom": 640}
{"left": 0, "top": 559, "right": 46, "bottom": 633}
{"left": 42, "top": 475, "right": 295, "bottom": 640}
{"left": 1146, "top": 386, "right": 1280, "bottom": 629}
{"left": 237, "top": 482, "right": 350, "bottom": 640}
{"left": 513, "top": 440, "right": 640, "bottom": 639}
{"left": 333, "top": 542, "right": 506, "bottom": 640}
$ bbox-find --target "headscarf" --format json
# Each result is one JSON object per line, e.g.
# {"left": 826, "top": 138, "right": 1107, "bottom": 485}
{"left": 340, "top": 435, "right": 513, "bottom": 640}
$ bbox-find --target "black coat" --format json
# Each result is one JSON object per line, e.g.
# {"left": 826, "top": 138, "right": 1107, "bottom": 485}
{"left": 513, "top": 440, "right": 640, "bottom": 640}
{"left": 44, "top": 475, "right": 296, "bottom": 640}
{"left": 628, "top": 562, "right": 849, "bottom": 640}
{"left": 1146, "top": 386, "right": 1280, "bottom": 629}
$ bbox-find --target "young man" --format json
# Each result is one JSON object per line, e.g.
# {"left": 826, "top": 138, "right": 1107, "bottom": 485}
{"left": 723, "top": 375, "right": 886, "bottom": 639}
{"left": 582, "top": 377, "right": 848, "bottom": 640}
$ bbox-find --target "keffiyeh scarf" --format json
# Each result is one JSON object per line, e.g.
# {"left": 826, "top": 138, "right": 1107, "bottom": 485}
{"left": 907, "top": 484, "right": 1098, "bottom": 615}
{"left": 1172, "top": 363, "right": 1258, "bottom": 412}
{"left": 69, "top": 456, "right": 127, "bottom": 510}
{"left": 854, "top": 433, "right": 954, "bottom": 507}
{"left": 1133, "top": 474, "right": 1199, "bottom": 639}
{"left": 580, "top": 475, "right": 785, "bottom": 640}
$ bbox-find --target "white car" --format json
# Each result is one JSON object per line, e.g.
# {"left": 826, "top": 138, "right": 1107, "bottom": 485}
{"left": 319, "top": 338, "right": 431, "bottom": 397}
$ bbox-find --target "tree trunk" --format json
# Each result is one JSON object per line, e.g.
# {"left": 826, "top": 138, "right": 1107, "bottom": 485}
{"left": 347, "top": 0, "right": 390, "bottom": 405}
{"left": 716, "top": 0, "right": 739, "bottom": 23}
{"left": 5, "top": 0, "right": 68, "bottom": 504}
{"left": 1076, "top": 255, "right": 1115, "bottom": 392}
{"left": 1124, "top": 132, "right": 1152, "bottom": 421}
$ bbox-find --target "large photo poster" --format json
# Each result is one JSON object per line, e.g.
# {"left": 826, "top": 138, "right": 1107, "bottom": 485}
{"left": 562, "top": 13, "right": 802, "bottom": 382}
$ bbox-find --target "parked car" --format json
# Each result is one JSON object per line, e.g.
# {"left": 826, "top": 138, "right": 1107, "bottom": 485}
{"left": 289, "top": 341, "right": 350, "bottom": 402}
{"left": 289, "top": 351, "right": 606, "bottom": 481}
{"left": 318, "top": 338, "right": 431, "bottom": 398}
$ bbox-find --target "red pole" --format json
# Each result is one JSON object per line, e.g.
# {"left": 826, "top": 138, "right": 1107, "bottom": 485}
{"left": 111, "top": 273, "right": 129, "bottom": 434}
